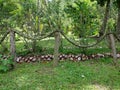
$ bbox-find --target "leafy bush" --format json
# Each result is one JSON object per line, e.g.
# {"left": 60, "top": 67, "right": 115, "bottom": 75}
{"left": 17, "top": 50, "right": 31, "bottom": 56}
{"left": 0, "top": 55, "right": 14, "bottom": 73}
{"left": 35, "top": 45, "right": 43, "bottom": 53}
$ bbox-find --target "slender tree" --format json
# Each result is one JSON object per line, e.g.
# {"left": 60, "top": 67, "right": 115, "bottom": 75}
{"left": 116, "top": 0, "right": 120, "bottom": 37}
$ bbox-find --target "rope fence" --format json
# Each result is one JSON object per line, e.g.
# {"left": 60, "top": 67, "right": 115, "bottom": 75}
{"left": 0, "top": 29, "right": 120, "bottom": 48}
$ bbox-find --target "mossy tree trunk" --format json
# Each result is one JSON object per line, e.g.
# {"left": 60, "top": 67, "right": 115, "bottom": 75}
{"left": 116, "top": 9, "right": 120, "bottom": 38}
{"left": 108, "top": 34, "right": 117, "bottom": 65}
{"left": 10, "top": 30, "right": 16, "bottom": 61}
{"left": 53, "top": 31, "right": 60, "bottom": 67}
{"left": 100, "top": 0, "right": 110, "bottom": 36}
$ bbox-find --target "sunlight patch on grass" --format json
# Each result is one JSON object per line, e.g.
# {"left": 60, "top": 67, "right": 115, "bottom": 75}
{"left": 35, "top": 85, "right": 44, "bottom": 90}
{"left": 84, "top": 84, "right": 109, "bottom": 90}
{"left": 0, "top": 60, "right": 120, "bottom": 90}
{"left": 14, "top": 74, "right": 30, "bottom": 87}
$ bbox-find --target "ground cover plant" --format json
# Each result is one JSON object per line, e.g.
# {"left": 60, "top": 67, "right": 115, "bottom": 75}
{"left": 0, "top": 58, "right": 120, "bottom": 90}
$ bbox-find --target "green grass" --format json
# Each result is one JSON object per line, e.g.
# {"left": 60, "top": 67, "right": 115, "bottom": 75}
{"left": 0, "top": 58, "right": 120, "bottom": 90}
{"left": 0, "top": 38, "right": 120, "bottom": 90}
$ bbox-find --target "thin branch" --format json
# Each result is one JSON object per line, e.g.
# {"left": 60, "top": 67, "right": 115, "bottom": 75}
{"left": 0, "top": 31, "right": 10, "bottom": 44}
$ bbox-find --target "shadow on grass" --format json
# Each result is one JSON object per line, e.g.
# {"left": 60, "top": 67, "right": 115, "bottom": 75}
{"left": 0, "top": 59, "right": 120, "bottom": 90}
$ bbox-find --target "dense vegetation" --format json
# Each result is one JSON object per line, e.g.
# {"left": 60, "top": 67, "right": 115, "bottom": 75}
{"left": 0, "top": 0, "right": 120, "bottom": 89}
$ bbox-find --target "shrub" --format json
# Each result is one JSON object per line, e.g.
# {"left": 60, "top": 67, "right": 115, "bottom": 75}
{"left": 0, "top": 55, "right": 14, "bottom": 73}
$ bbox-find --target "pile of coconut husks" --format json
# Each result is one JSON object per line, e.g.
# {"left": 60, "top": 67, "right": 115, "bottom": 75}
{"left": 1, "top": 53, "right": 120, "bottom": 63}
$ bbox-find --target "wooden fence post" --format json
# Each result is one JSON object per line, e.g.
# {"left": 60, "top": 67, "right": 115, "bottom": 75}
{"left": 53, "top": 31, "right": 60, "bottom": 66}
{"left": 10, "top": 30, "right": 16, "bottom": 61}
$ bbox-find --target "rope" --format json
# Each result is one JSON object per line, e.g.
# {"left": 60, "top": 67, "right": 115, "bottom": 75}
{"left": 114, "top": 33, "right": 120, "bottom": 42}
{"left": 13, "top": 30, "right": 57, "bottom": 40}
{"left": 9, "top": 28, "right": 120, "bottom": 48}
{"left": 60, "top": 31, "right": 107, "bottom": 48}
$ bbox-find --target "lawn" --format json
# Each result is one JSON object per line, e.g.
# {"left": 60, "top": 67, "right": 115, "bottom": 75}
{"left": 0, "top": 58, "right": 120, "bottom": 90}
{"left": 0, "top": 38, "right": 120, "bottom": 90}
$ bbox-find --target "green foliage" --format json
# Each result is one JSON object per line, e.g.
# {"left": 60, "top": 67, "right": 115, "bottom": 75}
{"left": 114, "top": 0, "right": 120, "bottom": 9}
{"left": 0, "top": 0, "right": 119, "bottom": 58}
{"left": 91, "top": 0, "right": 108, "bottom": 6}
{"left": 34, "top": 45, "right": 43, "bottom": 53}
{"left": 17, "top": 50, "right": 31, "bottom": 56}
{"left": 65, "top": 0, "right": 100, "bottom": 37}
{"left": 0, "top": 55, "right": 14, "bottom": 73}
{"left": 0, "top": 0, "right": 23, "bottom": 27}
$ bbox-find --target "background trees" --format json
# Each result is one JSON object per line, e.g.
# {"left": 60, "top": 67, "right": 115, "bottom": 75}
{"left": 65, "top": 0, "right": 100, "bottom": 37}
{"left": 0, "top": 0, "right": 120, "bottom": 65}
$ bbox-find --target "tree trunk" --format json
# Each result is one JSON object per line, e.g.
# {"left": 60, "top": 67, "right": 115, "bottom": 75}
{"left": 59, "top": 33, "right": 63, "bottom": 52}
{"left": 109, "top": 34, "right": 117, "bottom": 65}
{"left": 10, "top": 30, "right": 16, "bottom": 61}
{"left": 53, "top": 31, "right": 60, "bottom": 67}
{"left": 116, "top": 8, "right": 120, "bottom": 38}
{"left": 99, "top": 0, "right": 110, "bottom": 36}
